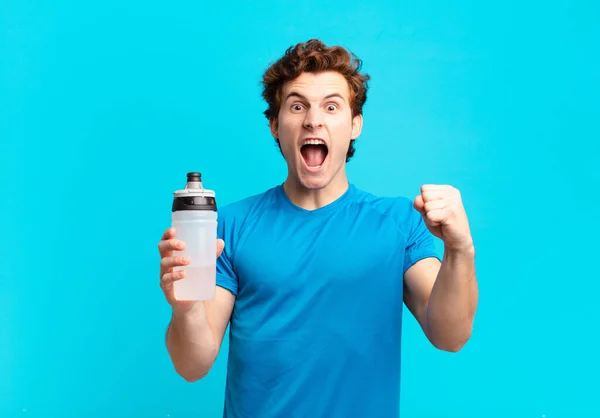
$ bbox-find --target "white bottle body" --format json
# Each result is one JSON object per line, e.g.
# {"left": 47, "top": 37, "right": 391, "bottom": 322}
{"left": 171, "top": 210, "right": 218, "bottom": 301}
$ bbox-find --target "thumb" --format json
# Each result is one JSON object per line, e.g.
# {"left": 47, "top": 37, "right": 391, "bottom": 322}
{"left": 413, "top": 195, "right": 426, "bottom": 216}
{"left": 216, "top": 239, "right": 225, "bottom": 258}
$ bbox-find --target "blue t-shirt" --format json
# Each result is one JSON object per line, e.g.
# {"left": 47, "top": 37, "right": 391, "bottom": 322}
{"left": 216, "top": 183, "right": 439, "bottom": 418}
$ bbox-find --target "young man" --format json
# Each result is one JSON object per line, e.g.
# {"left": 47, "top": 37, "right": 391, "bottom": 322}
{"left": 158, "top": 39, "right": 478, "bottom": 417}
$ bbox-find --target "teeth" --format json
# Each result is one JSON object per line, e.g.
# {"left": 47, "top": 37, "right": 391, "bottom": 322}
{"left": 302, "top": 139, "right": 326, "bottom": 146}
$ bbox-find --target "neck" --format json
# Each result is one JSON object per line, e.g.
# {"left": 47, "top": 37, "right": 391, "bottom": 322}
{"left": 283, "top": 171, "right": 349, "bottom": 211}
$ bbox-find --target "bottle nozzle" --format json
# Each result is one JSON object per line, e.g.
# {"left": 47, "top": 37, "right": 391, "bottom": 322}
{"left": 185, "top": 172, "right": 203, "bottom": 190}
{"left": 187, "top": 172, "right": 201, "bottom": 182}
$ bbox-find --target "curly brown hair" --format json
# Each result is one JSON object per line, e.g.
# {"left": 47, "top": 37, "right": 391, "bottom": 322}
{"left": 261, "top": 39, "right": 370, "bottom": 162}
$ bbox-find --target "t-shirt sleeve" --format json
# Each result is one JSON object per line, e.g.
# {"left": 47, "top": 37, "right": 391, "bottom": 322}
{"left": 403, "top": 203, "right": 441, "bottom": 274}
{"left": 216, "top": 213, "right": 239, "bottom": 296}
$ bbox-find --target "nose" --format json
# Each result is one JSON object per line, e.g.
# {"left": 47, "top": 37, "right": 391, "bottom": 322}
{"left": 303, "top": 107, "right": 324, "bottom": 130}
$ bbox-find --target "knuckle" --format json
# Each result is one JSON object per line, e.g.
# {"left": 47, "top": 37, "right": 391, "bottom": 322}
{"left": 161, "top": 272, "right": 172, "bottom": 284}
{"left": 427, "top": 211, "right": 440, "bottom": 222}
{"left": 160, "top": 257, "right": 171, "bottom": 268}
{"left": 424, "top": 201, "right": 438, "bottom": 212}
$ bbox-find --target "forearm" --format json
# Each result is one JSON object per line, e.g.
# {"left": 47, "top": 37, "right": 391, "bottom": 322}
{"left": 166, "top": 303, "right": 217, "bottom": 381}
{"left": 426, "top": 245, "right": 478, "bottom": 351}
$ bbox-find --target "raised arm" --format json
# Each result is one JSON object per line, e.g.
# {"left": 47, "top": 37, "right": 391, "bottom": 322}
{"left": 403, "top": 185, "right": 478, "bottom": 352}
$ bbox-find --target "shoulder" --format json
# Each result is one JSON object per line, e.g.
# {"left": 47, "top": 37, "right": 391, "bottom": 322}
{"left": 349, "top": 186, "right": 420, "bottom": 237}
{"left": 351, "top": 185, "right": 415, "bottom": 211}
{"left": 217, "top": 185, "right": 279, "bottom": 231}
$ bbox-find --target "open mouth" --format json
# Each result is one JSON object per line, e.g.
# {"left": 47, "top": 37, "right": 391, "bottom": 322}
{"left": 300, "top": 139, "right": 328, "bottom": 169}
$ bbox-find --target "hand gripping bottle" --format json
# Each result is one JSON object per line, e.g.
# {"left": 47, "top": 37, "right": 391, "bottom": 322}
{"left": 171, "top": 172, "right": 218, "bottom": 301}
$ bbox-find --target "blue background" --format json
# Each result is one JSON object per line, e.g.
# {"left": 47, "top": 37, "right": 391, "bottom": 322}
{"left": 1, "top": 0, "right": 598, "bottom": 417}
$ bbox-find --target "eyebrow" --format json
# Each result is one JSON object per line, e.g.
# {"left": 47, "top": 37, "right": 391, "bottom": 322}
{"left": 284, "top": 92, "right": 346, "bottom": 102}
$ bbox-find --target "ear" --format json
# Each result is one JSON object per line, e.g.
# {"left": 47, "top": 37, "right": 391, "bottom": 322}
{"left": 351, "top": 114, "right": 363, "bottom": 140}
{"left": 269, "top": 117, "right": 279, "bottom": 139}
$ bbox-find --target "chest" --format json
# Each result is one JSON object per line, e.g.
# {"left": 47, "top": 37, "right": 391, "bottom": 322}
{"left": 232, "top": 211, "right": 407, "bottom": 300}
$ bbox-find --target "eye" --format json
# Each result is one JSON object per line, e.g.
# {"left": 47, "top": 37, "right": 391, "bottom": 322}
{"left": 291, "top": 103, "right": 305, "bottom": 112}
{"left": 326, "top": 104, "right": 338, "bottom": 112}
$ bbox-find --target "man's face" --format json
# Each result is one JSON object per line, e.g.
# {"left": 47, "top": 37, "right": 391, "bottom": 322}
{"left": 270, "top": 71, "right": 363, "bottom": 190}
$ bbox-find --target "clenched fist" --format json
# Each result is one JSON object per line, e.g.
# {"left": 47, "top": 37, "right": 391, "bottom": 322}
{"left": 413, "top": 184, "right": 474, "bottom": 252}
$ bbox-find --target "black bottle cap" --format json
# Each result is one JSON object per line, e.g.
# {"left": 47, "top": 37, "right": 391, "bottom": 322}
{"left": 172, "top": 196, "right": 217, "bottom": 211}
{"left": 187, "top": 172, "right": 201, "bottom": 182}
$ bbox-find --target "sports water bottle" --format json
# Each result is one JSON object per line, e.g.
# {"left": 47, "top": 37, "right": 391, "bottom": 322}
{"left": 171, "top": 172, "right": 218, "bottom": 301}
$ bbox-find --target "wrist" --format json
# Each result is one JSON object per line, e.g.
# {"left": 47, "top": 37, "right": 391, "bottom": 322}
{"left": 172, "top": 302, "right": 205, "bottom": 324}
{"left": 444, "top": 241, "right": 475, "bottom": 259}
